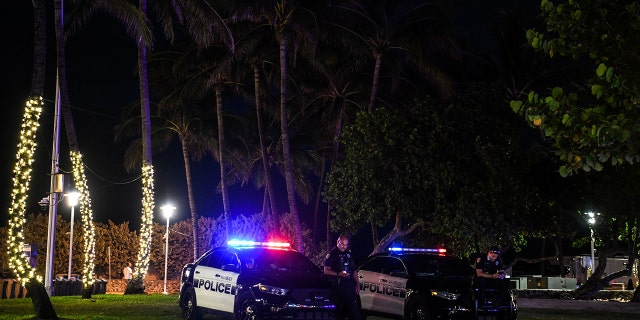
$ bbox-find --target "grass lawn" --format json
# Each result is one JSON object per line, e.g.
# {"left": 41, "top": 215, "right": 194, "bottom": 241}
{"left": 0, "top": 294, "right": 195, "bottom": 320}
{"left": 1, "top": 294, "right": 637, "bottom": 319}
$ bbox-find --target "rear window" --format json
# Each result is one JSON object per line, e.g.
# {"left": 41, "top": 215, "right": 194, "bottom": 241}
{"left": 403, "top": 255, "right": 473, "bottom": 277}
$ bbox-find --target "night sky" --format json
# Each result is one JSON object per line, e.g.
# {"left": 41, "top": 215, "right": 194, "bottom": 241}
{"left": 0, "top": 2, "right": 263, "bottom": 229}
{"left": 1, "top": 1, "right": 540, "bottom": 232}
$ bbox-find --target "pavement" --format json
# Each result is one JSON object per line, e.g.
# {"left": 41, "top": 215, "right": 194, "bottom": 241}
{"left": 517, "top": 298, "right": 640, "bottom": 314}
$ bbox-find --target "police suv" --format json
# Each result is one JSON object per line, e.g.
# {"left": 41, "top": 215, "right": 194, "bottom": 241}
{"left": 357, "top": 248, "right": 475, "bottom": 320}
{"left": 178, "top": 240, "right": 337, "bottom": 320}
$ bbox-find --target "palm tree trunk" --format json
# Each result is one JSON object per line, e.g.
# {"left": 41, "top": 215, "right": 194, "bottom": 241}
{"left": 25, "top": 1, "right": 58, "bottom": 318}
{"left": 215, "top": 83, "right": 231, "bottom": 242}
{"left": 253, "top": 63, "right": 279, "bottom": 227}
{"left": 30, "top": 0, "right": 46, "bottom": 97}
{"left": 312, "top": 151, "right": 327, "bottom": 243}
{"left": 367, "top": 53, "right": 383, "bottom": 112}
{"left": 133, "top": 0, "right": 155, "bottom": 285}
{"left": 54, "top": 0, "right": 96, "bottom": 296}
{"left": 325, "top": 100, "right": 346, "bottom": 244}
{"left": 181, "top": 137, "right": 200, "bottom": 260}
{"left": 279, "top": 35, "right": 304, "bottom": 253}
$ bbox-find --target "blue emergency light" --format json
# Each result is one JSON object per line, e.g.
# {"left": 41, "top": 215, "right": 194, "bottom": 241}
{"left": 388, "top": 247, "right": 447, "bottom": 254}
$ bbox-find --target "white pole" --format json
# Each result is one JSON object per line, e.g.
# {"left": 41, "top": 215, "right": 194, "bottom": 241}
{"left": 590, "top": 228, "right": 595, "bottom": 273}
{"left": 68, "top": 205, "right": 74, "bottom": 280}
{"left": 160, "top": 204, "right": 175, "bottom": 295}
{"left": 163, "top": 215, "right": 170, "bottom": 294}
{"left": 45, "top": 68, "right": 62, "bottom": 296}
{"left": 108, "top": 246, "right": 111, "bottom": 282}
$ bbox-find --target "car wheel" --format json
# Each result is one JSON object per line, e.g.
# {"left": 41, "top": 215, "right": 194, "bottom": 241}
{"left": 181, "top": 288, "right": 202, "bottom": 320}
{"left": 235, "top": 293, "right": 262, "bottom": 320}
{"left": 406, "top": 296, "right": 430, "bottom": 320}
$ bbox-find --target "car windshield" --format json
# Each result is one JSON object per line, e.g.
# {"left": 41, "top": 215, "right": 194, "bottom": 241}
{"left": 239, "top": 248, "right": 320, "bottom": 273}
{"left": 403, "top": 255, "right": 473, "bottom": 277}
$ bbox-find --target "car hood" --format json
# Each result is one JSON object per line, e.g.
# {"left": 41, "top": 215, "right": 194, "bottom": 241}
{"left": 239, "top": 271, "right": 331, "bottom": 289}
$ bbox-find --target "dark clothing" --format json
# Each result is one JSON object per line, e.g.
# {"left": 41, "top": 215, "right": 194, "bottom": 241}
{"left": 475, "top": 255, "right": 504, "bottom": 276}
{"left": 474, "top": 254, "right": 508, "bottom": 304}
{"left": 324, "top": 247, "right": 360, "bottom": 320}
{"left": 325, "top": 247, "right": 357, "bottom": 286}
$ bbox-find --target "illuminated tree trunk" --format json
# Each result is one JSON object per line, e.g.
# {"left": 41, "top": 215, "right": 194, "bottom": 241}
{"left": 53, "top": 0, "right": 96, "bottom": 298}
{"left": 129, "top": 0, "right": 155, "bottom": 293}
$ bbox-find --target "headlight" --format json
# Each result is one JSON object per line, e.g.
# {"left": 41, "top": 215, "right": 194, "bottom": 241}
{"left": 256, "top": 283, "right": 289, "bottom": 296}
{"left": 430, "top": 290, "right": 460, "bottom": 301}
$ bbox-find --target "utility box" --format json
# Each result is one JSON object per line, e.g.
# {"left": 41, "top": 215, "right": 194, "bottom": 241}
{"left": 527, "top": 276, "right": 548, "bottom": 289}
{"left": 510, "top": 277, "right": 528, "bottom": 289}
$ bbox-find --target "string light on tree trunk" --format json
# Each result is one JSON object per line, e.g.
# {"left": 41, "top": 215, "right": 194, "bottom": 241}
{"left": 7, "top": 97, "right": 44, "bottom": 283}
{"left": 135, "top": 164, "right": 155, "bottom": 279}
{"left": 70, "top": 151, "right": 96, "bottom": 289}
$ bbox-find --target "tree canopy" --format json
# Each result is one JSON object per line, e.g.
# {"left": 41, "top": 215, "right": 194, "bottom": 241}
{"left": 326, "top": 84, "right": 577, "bottom": 256}
{"left": 511, "top": 0, "right": 640, "bottom": 177}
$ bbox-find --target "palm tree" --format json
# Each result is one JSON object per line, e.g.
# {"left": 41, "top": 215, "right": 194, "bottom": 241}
{"left": 225, "top": 20, "right": 282, "bottom": 227}
{"left": 116, "top": 48, "right": 212, "bottom": 260}
{"left": 6, "top": 0, "right": 58, "bottom": 317}
{"left": 227, "top": 0, "right": 327, "bottom": 253}
{"left": 161, "top": 42, "right": 239, "bottom": 244}
{"left": 52, "top": 0, "right": 99, "bottom": 299}
{"left": 330, "top": 0, "right": 459, "bottom": 111}
{"left": 299, "top": 42, "right": 369, "bottom": 244}
{"left": 68, "top": 0, "right": 232, "bottom": 284}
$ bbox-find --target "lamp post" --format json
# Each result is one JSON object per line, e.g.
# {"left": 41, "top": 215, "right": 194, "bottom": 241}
{"left": 585, "top": 211, "right": 598, "bottom": 278}
{"left": 66, "top": 192, "right": 80, "bottom": 280}
{"left": 161, "top": 204, "right": 176, "bottom": 294}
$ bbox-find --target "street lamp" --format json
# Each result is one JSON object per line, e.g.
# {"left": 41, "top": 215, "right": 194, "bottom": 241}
{"left": 160, "top": 204, "right": 176, "bottom": 295}
{"left": 66, "top": 192, "right": 80, "bottom": 280}
{"left": 585, "top": 211, "right": 599, "bottom": 278}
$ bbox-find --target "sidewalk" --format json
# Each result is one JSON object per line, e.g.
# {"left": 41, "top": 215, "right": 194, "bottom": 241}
{"left": 518, "top": 298, "right": 640, "bottom": 314}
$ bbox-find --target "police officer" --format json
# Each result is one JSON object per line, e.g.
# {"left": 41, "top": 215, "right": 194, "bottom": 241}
{"left": 475, "top": 246, "right": 505, "bottom": 279}
{"left": 474, "top": 246, "right": 506, "bottom": 303}
{"left": 324, "top": 233, "right": 361, "bottom": 320}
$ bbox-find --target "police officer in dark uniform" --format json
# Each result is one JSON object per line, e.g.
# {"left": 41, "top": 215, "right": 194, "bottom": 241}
{"left": 324, "top": 233, "right": 361, "bottom": 320}
{"left": 474, "top": 246, "right": 507, "bottom": 303}
{"left": 475, "top": 246, "right": 505, "bottom": 279}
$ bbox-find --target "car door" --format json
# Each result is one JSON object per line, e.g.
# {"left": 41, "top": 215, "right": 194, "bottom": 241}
{"left": 376, "top": 257, "right": 408, "bottom": 317}
{"left": 193, "top": 250, "right": 223, "bottom": 310}
{"left": 358, "top": 257, "right": 383, "bottom": 312}
{"left": 215, "top": 251, "right": 241, "bottom": 313}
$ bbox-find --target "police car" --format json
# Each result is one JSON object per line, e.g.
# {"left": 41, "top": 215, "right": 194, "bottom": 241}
{"left": 178, "top": 240, "right": 337, "bottom": 320}
{"left": 356, "top": 247, "right": 475, "bottom": 320}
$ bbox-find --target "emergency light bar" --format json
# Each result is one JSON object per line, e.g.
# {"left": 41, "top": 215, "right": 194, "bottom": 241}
{"left": 228, "top": 239, "right": 291, "bottom": 248}
{"left": 388, "top": 247, "right": 447, "bottom": 253}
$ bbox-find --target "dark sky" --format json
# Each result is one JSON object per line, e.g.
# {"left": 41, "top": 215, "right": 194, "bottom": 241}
{"left": 0, "top": 2, "right": 266, "bottom": 229}
{"left": 1, "top": 1, "right": 540, "bottom": 231}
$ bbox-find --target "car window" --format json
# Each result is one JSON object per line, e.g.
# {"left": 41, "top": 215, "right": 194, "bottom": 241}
{"left": 384, "top": 257, "right": 406, "bottom": 275}
{"left": 359, "top": 257, "right": 386, "bottom": 273}
{"left": 220, "top": 251, "right": 239, "bottom": 269}
{"left": 403, "top": 255, "right": 473, "bottom": 277}
{"left": 203, "top": 251, "right": 224, "bottom": 268}
{"left": 239, "top": 249, "right": 320, "bottom": 273}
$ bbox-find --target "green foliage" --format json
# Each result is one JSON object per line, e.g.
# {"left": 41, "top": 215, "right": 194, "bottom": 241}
{"left": 1, "top": 212, "right": 325, "bottom": 281}
{"left": 513, "top": 0, "right": 640, "bottom": 176}
{"left": 326, "top": 87, "right": 574, "bottom": 256}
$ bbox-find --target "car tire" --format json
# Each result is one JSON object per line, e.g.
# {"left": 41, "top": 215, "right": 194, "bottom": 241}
{"left": 181, "top": 288, "right": 202, "bottom": 320}
{"left": 406, "top": 295, "right": 430, "bottom": 320}
{"left": 235, "top": 292, "right": 262, "bottom": 320}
